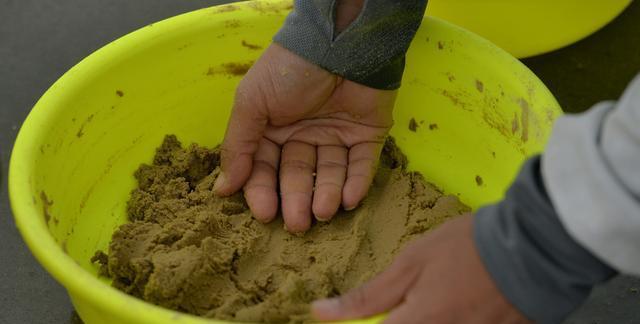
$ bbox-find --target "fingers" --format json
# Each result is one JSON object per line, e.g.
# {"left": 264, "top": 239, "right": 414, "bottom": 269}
{"left": 313, "top": 146, "right": 348, "bottom": 221}
{"left": 279, "top": 141, "right": 316, "bottom": 233}
{"left": 342, "top": 142, "right": 382, "bottom": 210}
{"left": 243, "top": 138, "right": 280, "bottom": 223}
{"left": 214, "top": 85, "right": 268, "bottom": 196}
{"left": 311, "top": 256, "right": 419, "bottom": 321}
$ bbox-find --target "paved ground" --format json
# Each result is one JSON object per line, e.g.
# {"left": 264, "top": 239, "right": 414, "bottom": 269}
{"left": 1, "top": 1, "right": 639, "bottom": 323}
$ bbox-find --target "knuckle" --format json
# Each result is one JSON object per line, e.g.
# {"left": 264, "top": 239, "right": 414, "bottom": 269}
{"left": 313, "top": 207, "right": 335, "bottom": 221}
{"left": 349, "top": 156, "right": 377, "bottom": 165}
{"left": 280, "top": 160, "right": 314, "bottom": 173}
{"left": 315, "top": 182, "right": 343, "bottom": 191}
{"left": 348, "top": 160, "right": 378, "bottom": 174}
{"left": 244, "top": 183, "right": 273, "bottom": 192}
{"left": 345, "top": 173, "right": 372, "bottom": 180}
{"left": 253, "top": 159, "right": 277, "bottom": 173}
{"left": 317, "top": 160, "right": 347, "bottom": 170}
{"left": 219, "top": 149, "right": 253, "bottom": 166}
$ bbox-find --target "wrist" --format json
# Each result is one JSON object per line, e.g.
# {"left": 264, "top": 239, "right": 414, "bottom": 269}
{"left": 334, "top": 0, "right": 365, "bottom": 34}
{"left": 274, "top": 0, "right": 427, "bottom": 90}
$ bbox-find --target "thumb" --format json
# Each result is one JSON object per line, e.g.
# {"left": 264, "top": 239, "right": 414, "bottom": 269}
{"left": 214, "top": 84, "right": 268, "bottom": 196}
{"left": 312, "top": 257, "right": 419, "bottom": 321}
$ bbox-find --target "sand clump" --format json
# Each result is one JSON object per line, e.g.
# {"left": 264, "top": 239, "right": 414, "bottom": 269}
{"left": 92, "top": 135, "right": 470, "bottom": 323}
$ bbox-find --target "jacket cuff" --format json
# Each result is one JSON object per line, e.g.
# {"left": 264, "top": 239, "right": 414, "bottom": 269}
{"left": 474, "top": 156, "right": 616, "bottom": 324}
{"left": 273, "top": 0, "right": 427, "bottom": 90}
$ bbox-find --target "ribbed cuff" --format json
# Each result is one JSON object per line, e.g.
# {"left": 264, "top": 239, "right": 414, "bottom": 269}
{"left": 273, "top": 0, "right": 427, "bottom": 90}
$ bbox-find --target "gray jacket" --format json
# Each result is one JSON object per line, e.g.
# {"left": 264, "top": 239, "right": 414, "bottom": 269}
{"left": 274, "top": 1, "right": 640, "bottom": 323}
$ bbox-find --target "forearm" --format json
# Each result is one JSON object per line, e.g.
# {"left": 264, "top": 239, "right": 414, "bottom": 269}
{"left": 334, "top": 0, "right": 365, "bottom": 33}
{"left": 273, "top": 0, "right": 428, "bottom": 90}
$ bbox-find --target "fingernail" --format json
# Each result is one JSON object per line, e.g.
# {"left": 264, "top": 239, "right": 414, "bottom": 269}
{"left": 315, "top": 215, "right": 331, "bottom": 222}
{"left": 213, "top": 172, "right": 226, "bottom": 192}
{"left": 344, "top": 204, "right": 358, "bottom": 211}
{"left": 312, "top": 298, "right": 341, "bottom": 316}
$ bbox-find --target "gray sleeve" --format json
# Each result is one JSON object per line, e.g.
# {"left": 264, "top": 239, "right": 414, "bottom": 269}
{"left": 273, "top": 0, "right": 428, "bottom": 90}
{"left": 474, "top": 157, "right": 616, "bottom": 324}
{"left": 542, "top": 74, "right": 640, "bottom": 275}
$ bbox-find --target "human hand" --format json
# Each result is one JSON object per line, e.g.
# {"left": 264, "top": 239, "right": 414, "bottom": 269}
{"left": 213, "top": 44, "right": 397, "bottom": 232}
{"left": 311, "top": 214, "right": 531, "bottom": 324}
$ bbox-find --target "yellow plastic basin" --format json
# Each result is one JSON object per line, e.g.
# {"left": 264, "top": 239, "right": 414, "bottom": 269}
{"left": 9, "top": 1, "right": 561, "bottom": 323}
{"left": 427, "top": 0, "right": 632, "bottom": 58}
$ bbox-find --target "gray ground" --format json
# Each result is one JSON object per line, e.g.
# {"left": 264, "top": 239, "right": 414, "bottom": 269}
{"left": 1, "top": 1, "right": 639, "bottom": 323}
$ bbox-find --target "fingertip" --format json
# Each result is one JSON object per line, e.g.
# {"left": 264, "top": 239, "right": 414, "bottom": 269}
{"left": 282, "top": 195, "right": 312, "bottom": 233}
{"left": 284, "top": 216, "right": 311, "bottom": 234}
{"left": 214, "top": 172, "right": 243, "bottom": 197}
{"left": 343, "top": 204, "right": 358, "bottom": 211}
{"left": 220, "top": 163, "right": 258, "bottom": 197}
{"left": 313, "top": 210, "right": 334, "bottom": 222}
{"left": 244, "top": 187, "right": 278, "bottom": 223}
{"left": 312, "top": 298, "right": 343, "bottom": 321}
{"left": 254, "top": 206, "right": 278, "bottom": 223}
{"left": 342, "top": 174, "right": 375, "bottom": 210}
{"left": 312, "top": 191, "right": 340, "bottom": 221}
{"left": 213, "top": 172, "right": 229, "bottom": 196}
{"left": 341, "top": 183, "right": 366, "bottom": 211}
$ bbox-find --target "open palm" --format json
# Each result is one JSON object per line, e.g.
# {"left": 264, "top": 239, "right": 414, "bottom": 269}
{"left": 214, "top": 44, "right": 397, "bottom": 232}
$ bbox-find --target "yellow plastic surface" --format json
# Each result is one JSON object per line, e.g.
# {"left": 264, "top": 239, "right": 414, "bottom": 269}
{"left": 9, "top": 1, "right": 561, "bottom": 323}
{"left": 427, "top": 0, "right": 632, "bottom": 58}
